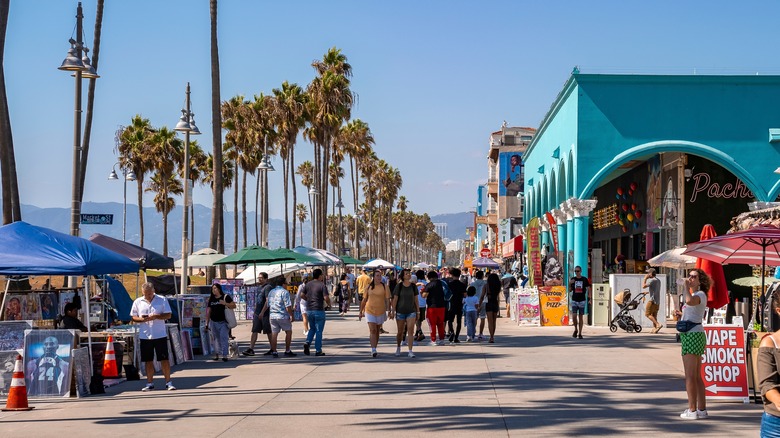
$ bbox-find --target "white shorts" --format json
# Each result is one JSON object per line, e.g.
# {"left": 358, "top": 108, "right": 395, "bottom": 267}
{"left": 366, "top": 313, "right": 386, "bottom": 325}
{"left": 300, "top": 301, "right": 308, "bottom": 314}
{"left": 270, "top": 318, "right": 292, "bottom": 333}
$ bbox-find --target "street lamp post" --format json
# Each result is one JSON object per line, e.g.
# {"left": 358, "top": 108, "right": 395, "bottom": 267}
{"left": 108, "top": 163, "right": 136, "bottom": 241}
{"left": 336, "top": 198, "right": 345, "bottom": 255}
{"left": 174, "top": 83, "right": 201, "bottom": 296}
{"left": 257, "top": 138, "right": 275, "bottom": 247}
{"left": 59, "top": 1, "right": 98, "bottom": 239}
{"left": 308, "top": 187, "right": 319, "bottom": 247}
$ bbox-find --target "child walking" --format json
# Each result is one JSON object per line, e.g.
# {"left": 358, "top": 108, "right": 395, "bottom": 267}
{"left": 463, "top": 286, "right": 480, "bottom": 342}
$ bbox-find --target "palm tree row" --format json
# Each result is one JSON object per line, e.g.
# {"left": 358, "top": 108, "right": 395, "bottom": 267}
{"left": 115, "top": 116, "right": 214, "bottom": 256}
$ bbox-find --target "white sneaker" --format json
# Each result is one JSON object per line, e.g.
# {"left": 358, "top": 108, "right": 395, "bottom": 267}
{"left": 401, "top": 340, "right": 407, "bottom": 346}
{"left": 696, "top": 409, "right": 708, "bottom": 419}
{"left": 303, "top": 330, "right": 309, "bottom": 336}
{"left": 407, "top": 351, "right": 415, "bottom": 358}
{"left": 394, "top": 349, "right": 401, "bottom": 357}
{"left": 466, "top": 336, "right": 472, "bottom": 342}
{"left": 429, "top": 341, "right": 438, "bottom": 346}
{"left": 165, "top": 382, "right": 176, "bottom": 391}
{"left": 680, "top": 409, "right": 698, "bottom": 420}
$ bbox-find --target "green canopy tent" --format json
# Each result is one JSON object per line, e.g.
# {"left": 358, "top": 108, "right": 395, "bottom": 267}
{"left": 340, "top": 255, "right": 365, "bottom": 265}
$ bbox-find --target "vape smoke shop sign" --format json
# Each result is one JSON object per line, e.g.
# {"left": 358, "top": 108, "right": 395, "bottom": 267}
{"left": 701, "top": 325, "right": 749, "bottom": 402}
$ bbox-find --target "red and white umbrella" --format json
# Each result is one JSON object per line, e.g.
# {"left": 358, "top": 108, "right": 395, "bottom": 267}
{"left": 683, "top": 225, "right": 780, "bottom": 328}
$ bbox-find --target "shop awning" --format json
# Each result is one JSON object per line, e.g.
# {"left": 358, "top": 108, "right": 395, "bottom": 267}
{"left": 502, "top": 236, "right": 523, "bottom": 259}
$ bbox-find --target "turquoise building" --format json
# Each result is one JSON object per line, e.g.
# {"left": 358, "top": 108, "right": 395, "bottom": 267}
{"left": 523, "top": 71, "right": 780, "bottom": 285}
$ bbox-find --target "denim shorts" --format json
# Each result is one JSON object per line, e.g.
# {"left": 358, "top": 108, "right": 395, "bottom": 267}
{"left": 366, "top": 313, "right": 386, "bottom": 324}
{"left": 396, "top": 312, "right": 417, "bottom": 321}
{"left": 570, "top": 300, "right": 586, "bottom": 315}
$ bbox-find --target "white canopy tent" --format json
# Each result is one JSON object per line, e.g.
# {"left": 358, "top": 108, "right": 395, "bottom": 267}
{"left": 237, "top": 263, "right": 307, "bottom": 285}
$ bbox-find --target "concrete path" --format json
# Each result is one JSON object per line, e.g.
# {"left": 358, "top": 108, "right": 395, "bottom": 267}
{"left": 0, "top": 311, "right": 764, "bottom": 437}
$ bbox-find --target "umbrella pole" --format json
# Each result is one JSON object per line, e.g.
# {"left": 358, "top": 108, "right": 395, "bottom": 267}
{"left": 760, "top": 248, "right": 767, "bottom": 331}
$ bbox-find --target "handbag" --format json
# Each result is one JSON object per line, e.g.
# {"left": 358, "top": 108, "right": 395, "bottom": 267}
{"left": 675, "top": 320, "right": 701, "bottom": 333}
{"left": 225, "top": 307, "right": 238, "bottom": 329}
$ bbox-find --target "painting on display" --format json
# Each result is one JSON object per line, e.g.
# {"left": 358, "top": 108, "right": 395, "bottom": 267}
{"left": 0, "top": 350, "right": 19, "bottom": 397}
{"left": 181, "top": 296, "right": 207, "bottom": 328}
{"left": 516, "top": 289, "right": 540, "bottom": 326}
{"left": 23, "top": 329, "right": 75, "bottom": 398}
{"left": 168, "top": 325, "right": 184, "bottom": 365}
{"left": 4, "top": 294, "right": 24, "bottom": 321}
{"left": 499, "top": 151, "right": 523, "bottom": 197}
{"left": 180, "top": 330, "right": 193, "bottom": 361}
{"left": 58, "top": 292, "right": 77, "bottom": 316}
{"left": 71, "top": 347, "right": 91, "bottom": 397}
{"left": 90, "top": 341, "right": 124, "bottom": 378}
{"left": 539, "top": 286, "right": 569, "bottom": 327}
{"left": 0, "top": 320, "right": 33, "bottom": 351}
{"left": 39, "top": 293, "right": 59, "bottom": 320}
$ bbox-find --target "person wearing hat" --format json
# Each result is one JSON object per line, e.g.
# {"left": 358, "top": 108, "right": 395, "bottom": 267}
{"left": 643, "top": 267, "right": 662, "bottom": 333}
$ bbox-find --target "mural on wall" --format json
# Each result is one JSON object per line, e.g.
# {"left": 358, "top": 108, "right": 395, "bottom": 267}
{"left": 499, "top": 152, "right": 523, "bottom": 197}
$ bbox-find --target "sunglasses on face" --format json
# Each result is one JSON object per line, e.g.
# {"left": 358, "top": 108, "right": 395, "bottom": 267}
{"left": 689, "top": 274, "right": 699, "bottom": 278}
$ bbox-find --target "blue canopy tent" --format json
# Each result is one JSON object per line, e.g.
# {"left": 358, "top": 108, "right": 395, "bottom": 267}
{"left": 0, "top": 221, "right": 139, "bottom": 378}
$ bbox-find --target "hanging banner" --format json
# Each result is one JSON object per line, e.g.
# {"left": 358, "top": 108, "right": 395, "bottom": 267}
{"left": 545, "top": 212, "right": 559, "bottom": 255}
{"left": 701, "top": 325, "right": 749, "bottom": 402}
{"left": 539, "top": 286, "right": 569, "bottom": 326}
{"left": 516, "top": 288, "right": 540, "bottom": 326}
{"left": 527, "top": 217, "right": 543, "bottom": 287}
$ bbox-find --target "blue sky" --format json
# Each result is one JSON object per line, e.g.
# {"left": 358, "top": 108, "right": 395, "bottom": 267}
{"left": 6, "top": 1, "right": 780, "bottom": 219}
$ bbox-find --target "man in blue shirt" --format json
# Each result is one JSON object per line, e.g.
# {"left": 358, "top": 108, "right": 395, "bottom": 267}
{"left": 259, "top": 276, "right": 296, "bottom": 358}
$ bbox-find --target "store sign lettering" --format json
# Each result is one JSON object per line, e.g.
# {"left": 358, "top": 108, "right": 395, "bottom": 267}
{"left": 689, "top": 172, "right": 753, "bottom": 203}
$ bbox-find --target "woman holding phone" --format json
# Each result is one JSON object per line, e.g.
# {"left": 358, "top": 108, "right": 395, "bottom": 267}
{"left": 676, "top": 268, "right": 710, "bottom": 420}
{"left": 205, "top": 283, "right": 236, "bottom": 362}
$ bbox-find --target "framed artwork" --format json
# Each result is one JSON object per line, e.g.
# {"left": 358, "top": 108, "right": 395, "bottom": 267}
{"left": 180, "top": 330, "right": 193, "bottom": 361}
{"left": 71, "top": 347, "right": 91, "bottom": 397}
{"left": 0, "top": 320, "right": 33, "bottom": 351}
{"left": 0, "top": 350, "right": 19, "bottom": 397}
{"left": 90, "top": 341, "right": 124, "bottom": 379}
{"left": 59, "top": 292, "right": 76, "bottom": 316}
{"left": 4, "top": 294, "right": 24, "bottom": 321}
{"left": 199, "top": 324, "right": 212, "bottom": 356}
{"left": 168, "top": 325, "right": 184, "bottom": 365}
{"left": 23, "top": 329, "right": 75, "bottom": 398}
{"left": 21, "top": 294, "right": 41, "bottom": 321}
{"left": 39, "top": 293, "right": 59, "bottom": 320}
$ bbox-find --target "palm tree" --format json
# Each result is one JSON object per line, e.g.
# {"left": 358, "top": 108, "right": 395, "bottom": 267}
{"left": 221, "top": 95, "right": 248, "bottom": 251}
{"left": 305, "top": 48, "right": 354, "bottom": 248}
{"left": 115, "top": 115, "right": 154, "bottom": 246}
{"left": 0, "top": 0, "right": 20, "bottom": 224}
{"left": 145, "top": 172, "right": 183, "bottom": 257}
{"left": 296, "top": 161, "right": 314, "bottom": 246}
{"left": 295, "top": 203, "right": 308, "bottom": 245}
{"left": 209, "top": 0, "right": 225, "bottom": 270}
{"left": 273, "top": 81, "right": 307, "bottom": 248}
{"left": 78, "top": 0, "right": 105, "bottom": 203}
{"left": 337, "top": 119, "right": 373, "bottom": 254}
{"left": 397, "top": 196, "right": 408, "bottom": 212}
{"left": 247, "top": 94, "right": 277, "bottom": 248}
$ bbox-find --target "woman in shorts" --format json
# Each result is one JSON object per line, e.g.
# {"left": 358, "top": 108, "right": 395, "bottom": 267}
{"left": 391, "top": 269, "right": 419, "bottom": 358}
{"left": 676, "top": 268, "right": 710, "bottom": 420}
{"left": 479, "top": 273, "right": 502, "bottom": 343}
{"left": 359, "top": 269, "right": 391, "bottom": 358}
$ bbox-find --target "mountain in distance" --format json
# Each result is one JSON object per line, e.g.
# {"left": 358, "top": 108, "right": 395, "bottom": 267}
{"left": 16, "top": 202, "right": 472, "bottom": 258}
{"left": 430, "top": 211, "right": 473, "bottom": 241}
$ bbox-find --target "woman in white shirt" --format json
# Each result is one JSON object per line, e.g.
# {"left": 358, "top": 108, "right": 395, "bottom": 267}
{"left": 676, "top": 268, "right": 710, "bottom": 420}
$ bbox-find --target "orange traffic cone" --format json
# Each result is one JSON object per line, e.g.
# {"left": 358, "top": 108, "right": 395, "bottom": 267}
{"left": 2, "top": 354, "right": 34, "bottom": 411}
{"left": 102, "top": 336, "right": 118, "bottom": 379}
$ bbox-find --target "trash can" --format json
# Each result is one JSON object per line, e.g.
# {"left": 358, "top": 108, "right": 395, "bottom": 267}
{"left": 734, "top": 300, "right": 749, "bottom": 330}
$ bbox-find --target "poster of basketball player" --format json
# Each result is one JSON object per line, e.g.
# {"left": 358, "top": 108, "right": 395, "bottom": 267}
{"left": 23, "top": 329, "right": 75, "bottom": 397}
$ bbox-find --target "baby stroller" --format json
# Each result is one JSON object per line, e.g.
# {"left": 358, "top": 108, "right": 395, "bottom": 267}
{"left": 609, "top": 289, "right": 648, "bottom": 333}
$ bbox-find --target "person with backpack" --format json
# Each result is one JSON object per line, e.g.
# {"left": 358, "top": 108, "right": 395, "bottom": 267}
{"left": 445, "top": 267, "right": 466, "bottom": 343}
{"left": 422, "top": 271, "right": 447, "bottom": 345}
{"left": 335, "top": 273, "right": 352, "bottom": 316}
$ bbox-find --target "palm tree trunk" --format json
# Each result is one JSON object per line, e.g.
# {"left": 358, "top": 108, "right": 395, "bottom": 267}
{"left": 162, "top": 210, "right": 168, "bottom": 256}
{"left": 78, "top": 0, "right": 104, "bottom": 202}
{"left": 137, "top": 178, "right": 145, "bottom": 247}
{"left": 291, "top": 148, "right": 297, "bottom": 247}
{"left": 241, "top": 168, "right": 247, "bottom": 248}
{"left": 209, "top": 0, "right": 225, "bottom": 278}
{"left": 233, "top": 161, "right": 238, "bottom": 252}
{"left": 282, "top": 156, "right": 290, "bottom": 248}
{"left": 0, "top": 0, "right": 20, "bottom": 224}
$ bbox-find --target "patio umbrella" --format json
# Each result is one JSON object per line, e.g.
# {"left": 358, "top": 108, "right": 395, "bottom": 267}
{"left": 340, "top": 255, "right": 365, "bottom": 265}
{"left": 647, "top": 247, "right": 697, "bottom": 269}
{"left": 471, "top": 257, "right": 500, "bottom": 269}
{"left": 173, "top": 247, "right": 227, "bottom": 268}
{"left": 363, "top": 258, "right": 395, "bottom": 270}
{"left": 214, "top": 245, "right": 297, "bottom": 265}
{"left": 237, "top": 263, "right": 307, "bottom": 284}
{"left": 292, "top": 246, "right": 342, "bottom": 266}
{"left": 683, "top": 225, "right": 780, "bottom": 328}
{"left": 694, "top": 224, "right": 729, "bottom": 310}
{"left": 413, "top": 262, "right": 431, "bottom": 270}
{"left": 732, "top": 276, "right": 780, "bottom": 287}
